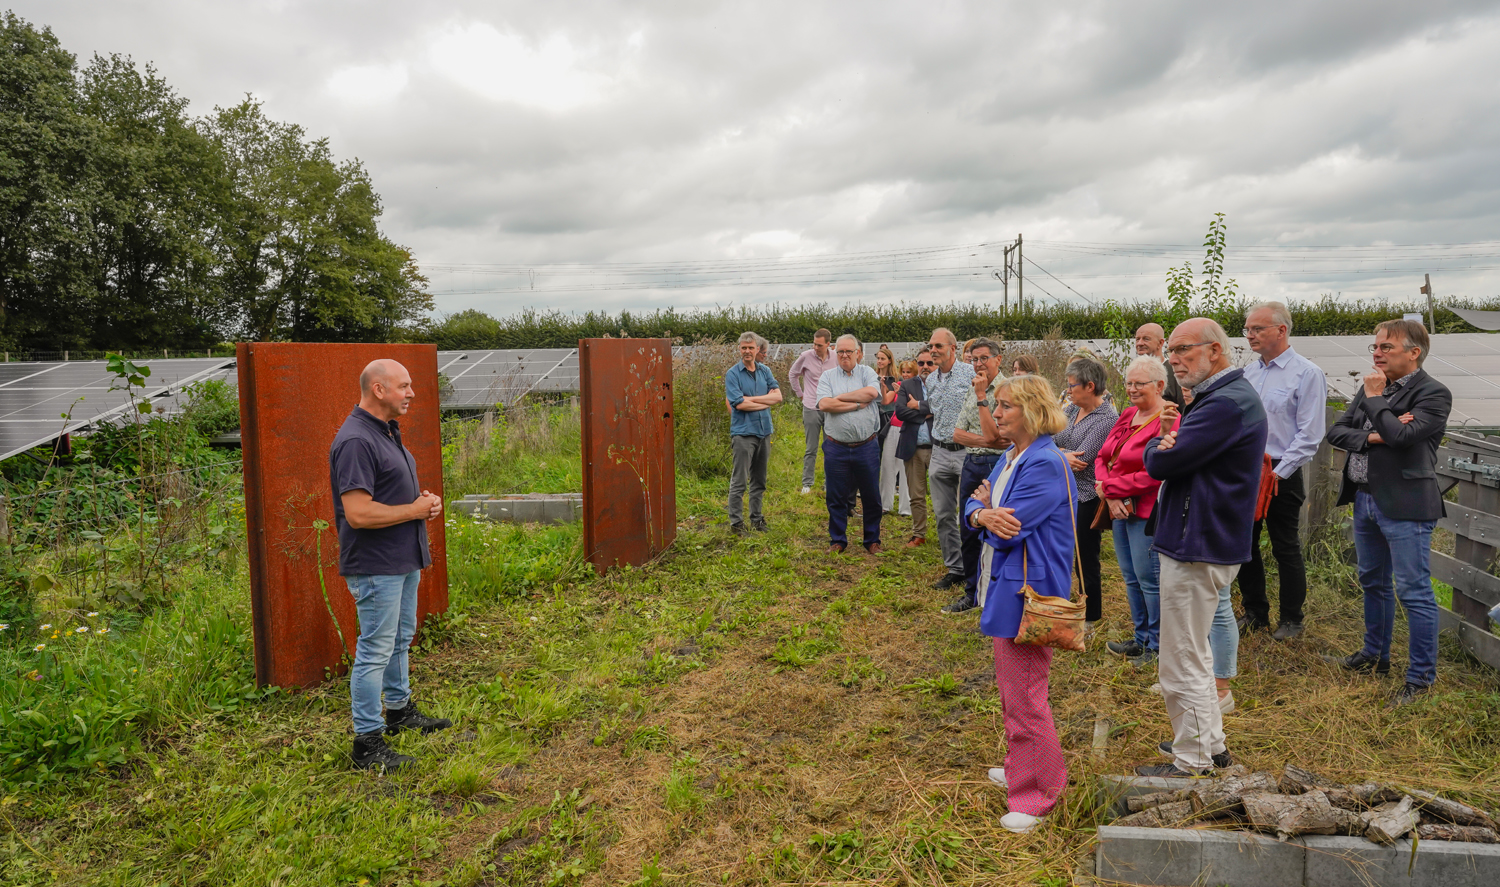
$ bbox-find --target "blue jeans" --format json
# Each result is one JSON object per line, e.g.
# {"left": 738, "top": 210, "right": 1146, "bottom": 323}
{"left": 1112, "top": 517, "right": 1160, "bottom": 651}
{"left": 1211, "top": 583, "right": 1238, "bottom": 680}
{"left": 1352, "top": 490, "right": 1439, "bottom": 686}
{"left": 348, "top": 570, "right": 421, "bottom": 735}
{"left": 823, "top": 437, "right": 883, "bottom": 547}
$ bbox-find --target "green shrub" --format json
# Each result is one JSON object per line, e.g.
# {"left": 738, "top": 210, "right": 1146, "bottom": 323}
{"left": 671, "top": 339, "right": 738, "bottom": 479}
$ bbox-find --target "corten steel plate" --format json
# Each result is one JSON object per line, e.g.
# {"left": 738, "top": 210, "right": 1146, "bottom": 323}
{"left": 238, "top": 343, "right": 449, "bottom": 689}
{"left": 579, "top": 339, "right": 676, "bottom": 573}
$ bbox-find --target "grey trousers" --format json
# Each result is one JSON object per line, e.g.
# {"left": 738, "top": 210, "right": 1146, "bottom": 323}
{"left": 728, "top": 434, "right": 771, "bottom": 526}
{"left": 928, "top": 445, "right": 965, "bottom": 574}
{"left": 801, "top": 408, "right": 824, "bottom": 487}
{"left": 1159, "top": 556, "right": 1240, "bottom": 772}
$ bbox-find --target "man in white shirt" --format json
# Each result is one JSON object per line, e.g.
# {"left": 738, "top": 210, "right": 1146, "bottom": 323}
{"left": 1239, "top": 301, "right": 1327, "bottom": 640}
{"left": 789, "top": 329, "right": 837, "bottom": 494}
{"left": 817, "top": 335, "right": 885, "bottom": 553}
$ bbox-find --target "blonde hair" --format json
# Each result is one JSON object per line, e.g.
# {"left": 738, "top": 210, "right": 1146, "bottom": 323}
{"left": 995, "top": 375, "right": 1066, "bottom": 437}
{"left": 898, "top": 359, "right": 918, "bottom": 375}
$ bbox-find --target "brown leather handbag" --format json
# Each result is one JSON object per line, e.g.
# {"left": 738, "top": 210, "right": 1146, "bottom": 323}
{"left": 1014, "top": 452, "right": 1088, "bottom": 652}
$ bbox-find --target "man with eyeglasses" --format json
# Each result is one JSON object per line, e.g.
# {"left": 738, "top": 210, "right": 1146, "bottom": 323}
{"left": 894, "top": 348, "right": 937, "bottom": 547}
{"left": 905, "top": 328, "right": 975, "bottom": 589}
{"left": 1237, "top": 302, "right": 1326, "bottom": 641}
{"left": 817, "top": 334, "right": 885, "bottom": 554}
{"left": 1326, "top": 319, "right": 1451, "bottom": 708}
{"left": 1135, "top": 323, "right": 1184, "bottom": 408}
{"left": 1134, "top": 319, "right": 1267, "bottom": 778}
{"left": 943, "top": 337, "right": 1009, "bottom": 614}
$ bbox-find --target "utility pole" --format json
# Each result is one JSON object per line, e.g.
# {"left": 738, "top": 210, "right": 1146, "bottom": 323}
{"left": 1016, "top": 233, "right": 1023, "bottom": 313}
{"left": 1420, "top": 274, "right": 1436, "bottom": 332}
{"left": 995, "top": 235, "right": 1024, "bottom": 316}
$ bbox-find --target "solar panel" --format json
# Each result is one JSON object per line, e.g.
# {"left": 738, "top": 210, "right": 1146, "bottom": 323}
{"left": 0, "top": 357, "right": 235, "bottom": 461}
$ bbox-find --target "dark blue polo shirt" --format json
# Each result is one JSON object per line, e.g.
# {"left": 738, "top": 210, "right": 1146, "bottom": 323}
{"left": 329, "top": 406, "right": 432, "bottom": 576}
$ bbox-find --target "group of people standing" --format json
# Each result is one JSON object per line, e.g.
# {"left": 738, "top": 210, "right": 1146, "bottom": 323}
{"left": 722, "top": 308, "right": 1454, "bottom": 833}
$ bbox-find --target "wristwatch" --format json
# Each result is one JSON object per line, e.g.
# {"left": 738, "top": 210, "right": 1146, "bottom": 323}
{"left": 978, "top": 398, "right": 992, "bottom": 409}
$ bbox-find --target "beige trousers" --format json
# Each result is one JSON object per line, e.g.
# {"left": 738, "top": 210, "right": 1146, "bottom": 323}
{"left": 1158, "top": 555, "right": 1240, "bottom": 772}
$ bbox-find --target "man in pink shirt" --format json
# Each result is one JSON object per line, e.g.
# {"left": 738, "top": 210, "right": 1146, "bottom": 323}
{"left": 789, "top": 328, "right": 837, "bottom": 493}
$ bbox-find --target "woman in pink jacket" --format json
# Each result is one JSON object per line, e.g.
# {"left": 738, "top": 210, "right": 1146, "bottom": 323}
{"left": 1094, "top": 356, "right": 1180, "bottom": 666}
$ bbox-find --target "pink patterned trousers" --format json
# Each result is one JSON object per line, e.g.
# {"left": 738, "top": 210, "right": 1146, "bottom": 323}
{"left": 993, "top": 637, "right": 1067, "bottom": 816}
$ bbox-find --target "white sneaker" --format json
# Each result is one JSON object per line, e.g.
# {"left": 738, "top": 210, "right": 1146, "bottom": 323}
{"left": 1001, "top": 811, "right": 1042, "bottom": 833}
{"left": 1218, "top": 691, "right": 1235, "bottom": 714}
{"left": 801, "top": 486, "right": 812, "bottom": 495}
{"left": 987, "top": 767, "right": 1006, "bottom": 788}
{"left": 1150, "top": 682, "right": 1163, "bottom": 696}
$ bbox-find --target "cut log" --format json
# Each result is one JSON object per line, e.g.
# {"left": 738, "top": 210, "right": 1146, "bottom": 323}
{"left": 1188, "top": 772, "right": 1281, "bottom": 817}
{"left": 1126, "top": 788, "right": 1190, "bottom": 813}
{"left": 1242, "top": 790, "right": 1362, "bottom": 841}
{"left": 1408, "top": 789, "right": 1500, "bottom": 830}
{"left": 1348, "top": 783, "right": 1405, "bottom": 806}
{"left": 1417, "top": 823, "right": 1499, "bottom": 843}
{"left": 1280, "top": 765, "right": 1336, "bottom": 795}
{"left": 1115, "top": 799, "right": 1198, "bottom": 828}
{"left": 1363, "top": 796, "right": 1419, "bottom": 845}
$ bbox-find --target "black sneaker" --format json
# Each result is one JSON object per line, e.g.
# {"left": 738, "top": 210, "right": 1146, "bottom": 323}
{"left": 932, "top": 572, "right": 965, "bottom": 590}
{"left": 1271, "top": 622, "right": 1304, "bottom": 641}
{"left": 750, "top": 519, "right": 768, "bottom": 533}
{"left": 1135, "top": 762, "right": 1210, "bottom": 778}
{"left": 1156, "top": 741, "right": 1234, "bottom": 770}
{"left": 1236, "top": 614, "right": 1270, "bottom": 633}
{"left": 353, "top": 731, "right": 416, "bottom": 771}
{"left": 1107, "top": 639, "right": 1144, "bottom": 658}
{"left": 730, "top": 522, "right": 749, "bottom": 537}
{"left": 941, "top": 593, "right": 978, "bottom": 615}
{"left": 1338, "top": 651, "right": 1391, "bottom": 676}
{"left": 1387, "top": 682, "right": 1430, "bottom": 709}
{"left": 384, "top": 703, "right": 453, "bottom": 736}
{"left": 1128, "top": 649, "right": 1158, "bottom": 668}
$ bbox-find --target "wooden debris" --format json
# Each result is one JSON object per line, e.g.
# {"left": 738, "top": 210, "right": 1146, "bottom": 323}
{"left": 1126, "top": 788, "right": 1190, "bottom": 814}
{"left": 1408, "top": 789, "right": 1500, "bottom": 830}
{"left": 1279, "top": 765, "right": 1336, "bottom": 795}
{"left": 1188, "top": 771, "right": 1280, "bottom": 817}
{"left": 1363, "top": 796, "right": 1420, "bottom": 845}
{"left": 1417, "top": 823, "right": 1500, "bottom": 843}
{"left": 1116, "top": 800, "right": 1198, "bottom": 828}
{"left": 1242, "top": 791, "right": 1364, "bottom": 841}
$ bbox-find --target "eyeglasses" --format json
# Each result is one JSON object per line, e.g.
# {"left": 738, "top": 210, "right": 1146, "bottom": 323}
{"left": 1166, "top": 342, "right": 1213, "bottom": 357}
{"left": 917, "top": 360, "right": 935, "bottom": 366}
{"left": 966, "top": 353, "right": 995, "bottom": 363}
{"left": 835, "top": 349, "right": 858, "bottom": 356}
{"left": 1242, "top": 324, "right": 1277, "bottom": 337}
{"left": 1123, "top": 381, "right": 1159, "bottom": 389}
{"left": 1368, "top": 343, "right": 1409, "bottom": 354}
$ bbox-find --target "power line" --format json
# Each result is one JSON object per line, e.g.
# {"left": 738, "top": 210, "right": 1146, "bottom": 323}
{"left": 1023, "top": 256, "right": 1098, "bottom": 308}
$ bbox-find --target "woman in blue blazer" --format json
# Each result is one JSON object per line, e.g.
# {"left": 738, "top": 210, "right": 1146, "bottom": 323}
{"left": 962, "top": 374, "right": 1076, "bottom": 834}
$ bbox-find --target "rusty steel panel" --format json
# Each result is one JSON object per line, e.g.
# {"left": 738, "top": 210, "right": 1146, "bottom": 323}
{"left": 579, "top": 339, "right": 676, "bottom": 573}
{"left": 238, "top": 343, "right": 448, "bottom": 689}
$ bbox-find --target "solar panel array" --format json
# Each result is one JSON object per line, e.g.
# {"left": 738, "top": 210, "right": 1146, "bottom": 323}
{"left": 0, "top": 357, "right": 236, "bottom": 461}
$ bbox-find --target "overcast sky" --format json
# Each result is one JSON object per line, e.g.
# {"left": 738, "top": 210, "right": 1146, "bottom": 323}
{"left": 17, "top": 1, "right": 1500, "bottom": 318}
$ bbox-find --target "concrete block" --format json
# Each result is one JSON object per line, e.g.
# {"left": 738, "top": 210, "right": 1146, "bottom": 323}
{"left": 1198, "top": 829, "right": 1305, "bottom": 887}
{"left": 1098, "top": 774, "right": 1200, "bottom": 819}
{"left": 1408, "top": 837, "right": 1500, "bottom": 887}
{"left": 542, "top": 497, "right": 575, "bottom": 524}
{"left": 1303, "top": 835, "right": 1413, "bottom": 887}
{"left": 1096, "top": 826, "right": 1203, "bottom": 886}
{"left": 452, "top": 499, "right": 482, "bottom": 516}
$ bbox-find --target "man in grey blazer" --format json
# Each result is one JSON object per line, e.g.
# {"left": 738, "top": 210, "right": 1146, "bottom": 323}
{"left": 1326, "top": 319, "right": 1452, "bottom": 708}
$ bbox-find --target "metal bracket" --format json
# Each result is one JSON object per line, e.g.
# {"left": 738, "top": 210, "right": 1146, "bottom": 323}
{"left": 1448, "top": 456, "right": 1500, "bottom": 481}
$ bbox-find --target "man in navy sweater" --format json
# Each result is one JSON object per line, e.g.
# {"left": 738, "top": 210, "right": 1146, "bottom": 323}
{"left": 1135, "top": 318, "right": 1268, "bottom": 778}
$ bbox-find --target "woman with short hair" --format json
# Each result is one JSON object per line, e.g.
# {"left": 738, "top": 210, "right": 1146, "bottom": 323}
{"left": 1011, "top": 354, "right": 1039, "bottom": 376}
{"left": 1053, "top": 357, "right": 1118, "bottom": 630}
{"left": 964, "top": 374, "right": 1074, "bottom": 834}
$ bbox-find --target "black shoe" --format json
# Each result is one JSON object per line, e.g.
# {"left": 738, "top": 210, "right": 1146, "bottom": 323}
{"left": 353, "top": 731, "right": 416, "bottom": 771}
{"left": 1156, "top": 741, "right": 1234, "bottom": 770}
{"left": 941, "top": 593, "right": 978, "bottom": 615}
{"left": 384, "top": 702, "right": 452, "bottom": 736}
{"left": 1107, "top": 639, "right": 1144, "bottom": 658}
{"left": 932, "top": 572, "right": 965, "bottom": 590}
{"left": 1387, "top": 682, "right": 1430, "bottom": 709}
{"left": 1128, "top": 649, "right": 1158, "bottom": 668}
{"left": 750, "top": 519, "right": 768, "bottom": 532}
{"left": 1135, "top": 762, "right": 1210, "bottom": 778}
{"left": 1338, "top": 651, "right": 1391, "bottom": 676}
{"left": 1236, "top": 614, "right": 1270, "bottom": 633}
{"left": 730, "top": 522, "right": 749, "bottom": 537}
{"left": 1271, "top": 622, "right": 1304, "bottom": 641}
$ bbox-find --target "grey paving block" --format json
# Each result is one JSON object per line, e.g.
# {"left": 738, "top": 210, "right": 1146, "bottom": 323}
{"left": 542, "top": 497, "right": 575, "bottom": 523}
{"left": 1098, "top": 774, "right": 1200, "bottom": 819}
{"left": 452, "top": 500, "right": 481, "bottom": 515}
{"left": 1408, "top": 837, "right": 1500, "bottom": 887}
{"left": 1199, "top": 829, "right": 1305, "bottom": 887}
{"left": 1096, "top": 826, "right": 1203, "bottom": 886}
{"left": 1304, "top": 835, "right": 1413, "bottom": 887}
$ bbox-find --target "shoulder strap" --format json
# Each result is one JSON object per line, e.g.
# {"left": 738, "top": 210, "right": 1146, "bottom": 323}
{"left": 1018, "top": 449, "right": 1085, "bottom": 590}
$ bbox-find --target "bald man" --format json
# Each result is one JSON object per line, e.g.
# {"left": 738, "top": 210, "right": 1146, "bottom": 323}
{"left": 330, "top": 359, "right": 450, "bottom": 772}
{"left": 1135, "top": 323, "right": 1184, "bottom": 408}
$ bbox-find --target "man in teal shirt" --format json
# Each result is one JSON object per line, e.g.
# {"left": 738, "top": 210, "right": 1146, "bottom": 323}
{"left": 725, "top": 332, "right": 783, "bottom": 533}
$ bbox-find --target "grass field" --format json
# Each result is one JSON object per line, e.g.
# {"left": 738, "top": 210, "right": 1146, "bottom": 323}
{"left": 3, "top": 400, "right": 1499, "bottom": 887}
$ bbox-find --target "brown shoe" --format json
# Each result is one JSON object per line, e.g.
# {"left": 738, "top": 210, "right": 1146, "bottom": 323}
{"left": 865, "top": 542, "right": 883, "bottom": 554}
{"left": 827, "top": 543, "right": 847, "bottom": 554}
{"left": 905, "top": 536, "right": 925, "bottom": 548}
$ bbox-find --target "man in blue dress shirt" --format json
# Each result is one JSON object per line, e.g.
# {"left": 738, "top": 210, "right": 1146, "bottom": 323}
{"left": 724, "top": 332, "right": 782, "bottom": 534}
{"left": 1239, "top": 302, "right": 1327, "bottom": 640}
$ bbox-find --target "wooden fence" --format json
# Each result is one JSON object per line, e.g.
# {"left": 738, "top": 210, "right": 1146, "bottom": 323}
{"left": 1300, "top": 407, "right": 1500, "bottom": 671}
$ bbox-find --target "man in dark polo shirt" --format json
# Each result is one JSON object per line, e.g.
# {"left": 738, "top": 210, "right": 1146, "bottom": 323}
{"left": 330, "top": 358, "right": 450, "bottom": 771}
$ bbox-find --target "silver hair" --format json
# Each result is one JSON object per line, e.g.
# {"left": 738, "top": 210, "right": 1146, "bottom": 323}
{"left": 836, "top": 333, "right": 862, "bottom": 351}
{"left": 1126, "top": 354, "right": 1168, "bottom": 384}
{"left": 1200, "top": 319, "right": 1232, "bottom": 351}
{"left": 1065, "top": 357, "right": 1108, "bottom": 395}
{"left": 931, "top": 327, "right": 957, "bottom": 347}
{"left": 1249, "top": 301, "right": 1293, "bottom": 333}
{"left": 737, "top": 331, "right": 759, "bottom": 346}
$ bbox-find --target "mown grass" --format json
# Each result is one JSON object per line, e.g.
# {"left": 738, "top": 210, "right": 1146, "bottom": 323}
{"left": 3, "top": 399, "right": 1499, "bottom": 887}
